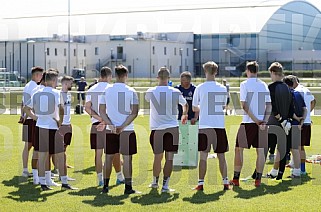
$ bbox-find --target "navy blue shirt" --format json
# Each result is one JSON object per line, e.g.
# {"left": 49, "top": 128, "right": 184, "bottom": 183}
{"left": 291, "top": 89, "right": 306, "bottom": 125}
{"left": 77, "top": 81, "right": 87, "bottom": 91}
{"left": 174, "top": 84, "right": 196, "bottom": 120}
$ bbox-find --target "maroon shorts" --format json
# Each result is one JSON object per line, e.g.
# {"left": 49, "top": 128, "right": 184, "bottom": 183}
{"left": 22, "top": 119, "right": 36, "bottom": 144}
{"left": 59, "top": 125, "right": 72, "bottom": 146}
{"left": 150, "top": 127, "right": 179, "bottom": 154}
{"left": 105, "top": 131, "right": 137, "bottom": 155}
{"left": 34, "top": 126, "right": 64, "bottom": 154}
{"left": 236, "top": 123, "right": 268, "bottom": 149}
{"left": 198, "top": 128, "right": 229, "bottom": 153}
{"left": 301, "top": 124, "right": 311, "bottom": 146}
{"left": 90, "top": 122, "right": 106, "bottom": 150}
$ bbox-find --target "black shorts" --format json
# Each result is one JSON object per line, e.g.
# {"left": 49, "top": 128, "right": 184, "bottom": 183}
{"left": 226, "top": 97, "right": 230, "bottom": 106}
{"left": 149, "top": 127, "right": 179, "bottom": 154}
{"left": 105, "top": 131, "right": 137, "bottom": 155}
{"left": 59, "top": 125, "right": 72, "bottom": 146}
{"left": 236, "top": 123, "right": 268, "bottom": 149}
{"left": 22, "top": 119, "right": 36, "bottom": 144}
{"left": 90, "top": 122, "right": 105, "bottom": 150}
{"left": 35, "top": 126, "right": 64, "bottom": 154}
{"left": 198, "top": 128, "right": 229, "bottom": 153}
{"left": 301, "top": 124, "right": 311, "bottom": 146}
{"left": 288, "top": 126, "right": 300, "bottom": 150}
{"left": 77, "top": 92, "right": 85, "bottom": 100}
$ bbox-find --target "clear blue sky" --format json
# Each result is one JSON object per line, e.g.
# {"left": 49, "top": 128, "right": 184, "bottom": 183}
{"left": 0, "top": 0, "right": 320, "bottom": 40}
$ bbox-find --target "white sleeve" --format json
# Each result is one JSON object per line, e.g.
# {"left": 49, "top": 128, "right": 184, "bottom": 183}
{"left": 265, "top": 85, "right": 272, "bottom": 103}
{"left": 192, "top": 86, "right": 199, "bottom": 107}
{"left": 239, "top": 83, "right": 246, "bottom": 102}
{"left": 99, "top": 93, "right": 106, "bottom": 105}
{"left": 85, "top": 90, "right": 92, "bottom": 103}
{"left": 25, "top": 93, "right": 34, "bottom": 108}
{"left": 145, "top": 89, "right": 151, "bottom": 102}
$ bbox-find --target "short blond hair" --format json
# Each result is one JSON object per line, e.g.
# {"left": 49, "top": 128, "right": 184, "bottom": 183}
{"left": 269, "top": 62, "right": 283, "bottom": 76}
{"left": 157, "top": 67, "right": 170, "bottom": 80}
{"left": 203, "top": 61, "right": 218, "bottom": 75}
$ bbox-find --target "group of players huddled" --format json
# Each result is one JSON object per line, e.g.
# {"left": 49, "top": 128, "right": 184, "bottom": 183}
{"left": 19, "top": 60, "right": 315, "bottom": 194}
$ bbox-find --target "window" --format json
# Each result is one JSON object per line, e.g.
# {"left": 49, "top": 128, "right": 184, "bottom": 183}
{"left": 95, "top": 47, "right": 99, "bottom": 55}
{"left": 128, "top": 65, "right": 132, "bottom": 73}
{"left": 152, "top": 65, "right": 155, "bottom": 74}
{"left": 64, "top": 48, "right": 66, "bottom": 56}
{"left": 174, "top": 48, "right": 177, "bottom": 55}
{"left": 164, "top": 47, "right": 167, "bottom": 55}
{"left": 186, "top": 66, "right": 189, "bottom": 71}
{"left": 152, "top": 46, "right": 155, "bottom": 55}
{"left": 84, "top": 49, "right": 86, "bottom": 57}
{"left": 46, "top": 48, "right": 50, "bottom": 56}
{"left": 74, "top": 49, "right": 76, "bottom": 57}
{"left": 55, "top": 48, "right": 57, "bottom": 56}
{"left": 187, "top": 48, "right": 189, "bottom": 56}
{"left": 64, "top": 66, "right": 67, "bottom": 74}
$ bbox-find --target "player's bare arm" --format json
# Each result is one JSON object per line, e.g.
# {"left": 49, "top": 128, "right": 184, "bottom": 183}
{"left": 116, "top": 103, "right": 139, "bottom": 134}
{"left": 85, "top": 101, "right": 103, "bottom": 122}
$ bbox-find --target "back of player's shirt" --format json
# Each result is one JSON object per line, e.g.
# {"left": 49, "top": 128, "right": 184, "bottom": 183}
{"left": 100, "top": 83, "right": 138, "bottom": 131}
{"left": 240, "top": 78, "right": 271, "bottom": 123}
{"left": 174, "top": 84, "right": 196, "bottom": 120}
{"left": 23, "top": 80, "right": 38, "bottom": 119}
{"left": 291, "top": 89, "right": 306, "bottom": 125}
{"left": 268, "top": 81, "right": 294, "bottom": 125}
{"left": 192, "top": 81, "right": 227, "bottom": 129}
{"left": 61, "top": 91, "right": 72, "bottom": 125}
{"left": 86, "top": 82, "right": 109, "bottom": 124}
{"left": 27, "top": 87, "right": 61, "bottom": 130}
{"left": 146, "top": 86, "right": 186, "bottom": 130}
{"left": 295, "top": 84, "right": 314, "bottom": 124}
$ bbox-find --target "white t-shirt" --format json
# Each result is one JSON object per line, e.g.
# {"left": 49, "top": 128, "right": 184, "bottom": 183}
{"left": 192, "top": 81, "right": 227, "bottom": 129}
{"left": 27, "top": 87, "right": 61, "bottom": 130}
{"left": 240, "top": 78, "right": 271, "bottom": 123}
{"left": 23, "top": 80, "right": 38, "bottom": 119}
{"left": 99, "top": 83, "right": 139, "bottom": 131}
{"left": 61, "top": 91, "right": 72, "bottom": 125}
{"left": 295, "top": 84, "right": 315, "bottom": 124}
{"left": 85, "top": 82, "right": 109, "bottom": 124}
{"left": 145, "top": 86, "right": 187, "bottom": 130}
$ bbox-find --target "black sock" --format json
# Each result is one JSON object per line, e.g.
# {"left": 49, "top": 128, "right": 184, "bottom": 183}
{"left": 233, "top": 171, "right": 241, "bottom": 180}
{"left": 252, "top": 169, "right": 257, "bottom": 179}
{"left": 256, "top": 173, "right": 262, "bottom": 180}
{"left": 103, "top": 178, "right": 110, "bottom": 188}
{"left": 125, "top": 178, "right": 132, "bottom": 190}
{"left": 163, "top": 176, "right": 169, "bottom": 187}
{"left": 276, "top": 171, "right": 283, "bottom": 180}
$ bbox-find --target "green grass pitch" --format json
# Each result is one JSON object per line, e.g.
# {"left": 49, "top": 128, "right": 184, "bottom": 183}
{"left": 1, "top": 114, "right": 321, "bottom": 211}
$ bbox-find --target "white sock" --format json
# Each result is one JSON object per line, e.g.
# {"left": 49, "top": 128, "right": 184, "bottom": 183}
{"left": 39, "top": 177, "right": 46, "bottom": 185}
{"left": 269, "top": 168, "right": 278, "bottom": 176}
{"left": 223, "top": 177, "right": 229, "bottom": 185}
{"left": 153, "top": 176, "right": 159, "bottom": 184}
{"left": 45, "top": 171, "right": 51, "bottom": 184}
{"left": 289, "top": 160, "right": 294, "bottom": 166}
{"left": 293, "top": 168, "right": 301, "bottom": 176}
{"left": 61, "top": 176, "right": 68, "bottom": 184}
{"left": 198, "top": 179, "right": 204, "bottom": 186}
{"left": 32, "top": 169, "right": 39, "bottom": 180}
{"left": 97, "top": 172, "right": 103, "bottom": 182}
{"left": 23, "top": 168, "right": 28, "bottom": 173}
{"left": 116, "top": 172, "right": 124, "bottom": 181}
{"left": 163, "top": 177, "right": 170, "bottom": 189}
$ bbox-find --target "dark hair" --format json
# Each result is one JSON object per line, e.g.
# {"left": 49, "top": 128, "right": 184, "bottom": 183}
{"left": 61, "top": 75, "right": 74, "bottom": 83}
{"left": 44, "top": 71, "right": 58, "bottom": 82}
{"left": 246, "top": 61, "right": 259, "bottom": 73}
{"left": 100, "top": 66, "right": 112, "bottom": 78}
{"left": 31, "top": 66, "right": 44, "bottom": 75}
{"left": 180, "top": 71, "right": 192, "bottom": 80}
{"left": 283, "top": 76, "right": 294, "bottom": 87}
{"left": 115, "top": 65, "right": 128, "bottom": 78}
{"left": 269, "top": 62, "right": 283, "bottom": 76}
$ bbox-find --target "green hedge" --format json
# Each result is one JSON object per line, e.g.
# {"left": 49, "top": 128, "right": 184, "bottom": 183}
{"left": 242, "top": 70, "right": 321, "bottom": 78}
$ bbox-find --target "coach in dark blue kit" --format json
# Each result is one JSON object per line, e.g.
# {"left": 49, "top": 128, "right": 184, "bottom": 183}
{"left": 174, "top": 72, "right": 198, "bottom": 124}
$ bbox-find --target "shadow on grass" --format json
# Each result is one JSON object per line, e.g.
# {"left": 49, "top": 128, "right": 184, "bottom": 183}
{"left": 69, "top": 186, "right": 127, "bottom": 206}
{"left": 131, "top": 188, "right": 179, "bottom": 205}
{"left": 73, "top": 166, "right": 96, "bottom": 175}
{"left": 173, "top": 166, "right": 197, "bottom": 171}
{"left": 2, "top": 176, "right": 64, "bottom": 202}
{"left": 182, "top": 190, "right": 226, "bottom": 204}
{"left": 233, "top": 175, "right": 314, "bottom": 200}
